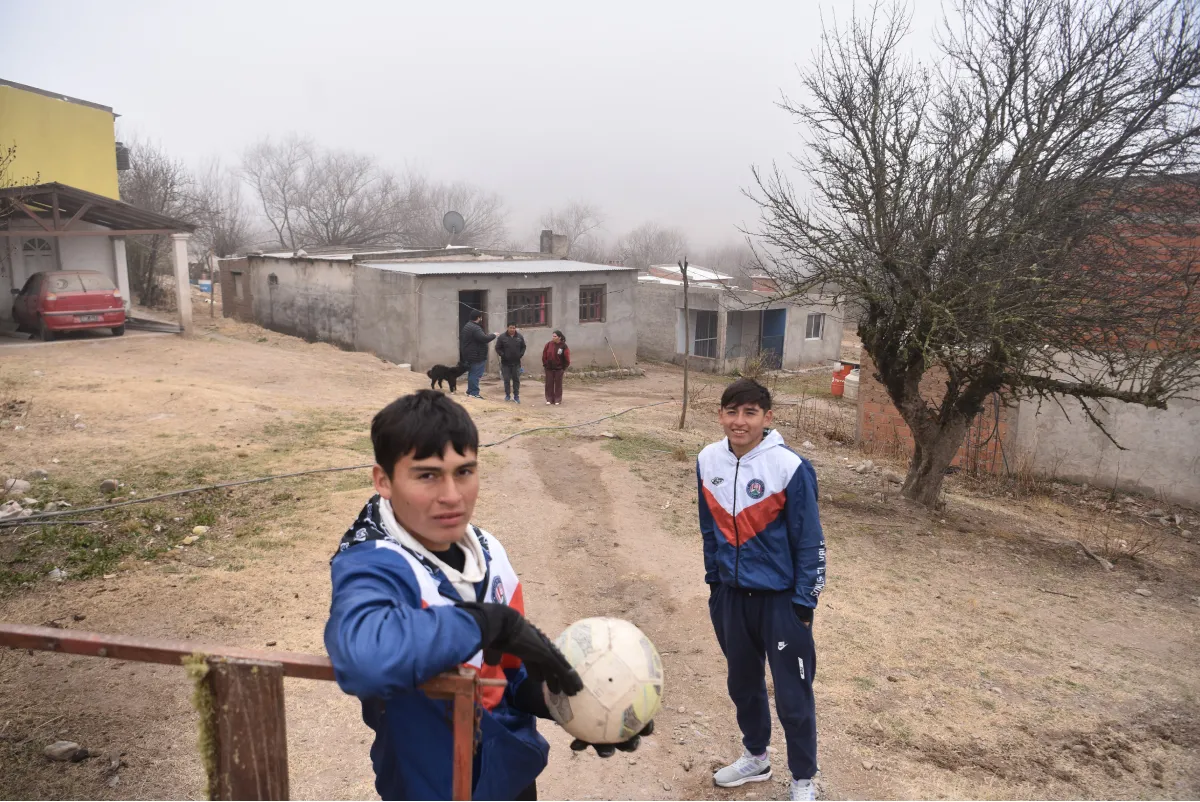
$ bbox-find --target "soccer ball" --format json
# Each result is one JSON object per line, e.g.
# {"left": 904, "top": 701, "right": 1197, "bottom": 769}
{"left": 543, "top": 617, "right": 664, "bottom": 744}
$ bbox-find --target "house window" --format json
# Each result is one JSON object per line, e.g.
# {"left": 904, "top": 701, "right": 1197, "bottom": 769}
{"left": 507, "top": 288, "right": 551, "bottom": 327}
{"left": 579, "top": 284, "right": 605, "bottom": 323}
{"left": 22, "top": 238, "right": 53, "bottom": 257}
{"left": 232, "top": 271, "right": 244, "bottom": 300}
{"left": 694, "top": 310, "right": 718, "bottom": 358}
{"left": 21, "top": 237, "right": 55, "bottom": 273}
{"left": 805, "top": 313, "right": 825, "bottom": 340}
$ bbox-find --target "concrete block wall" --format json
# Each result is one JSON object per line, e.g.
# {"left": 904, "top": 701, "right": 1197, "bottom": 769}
{"left": 412, "top": 269, "right": 638, "bottom": 373}
{"left": 353, "top": 267, "right": 419, "bottom": 365}
{"left": 1014, "top": 394, "right": 1200, "bottom": 506}
{"left": 250, "top": 257, "right": 356, "bottom": 349}
{"left": 856, "top": 355, "right": 1014, "bottom": 473}
{"left": 219, "top": 258, "right": 254, "bottom": 322}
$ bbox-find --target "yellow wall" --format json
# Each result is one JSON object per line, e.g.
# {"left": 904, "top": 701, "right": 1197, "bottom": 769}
{"left": 0, "top": 84, "right": 119, "bottom": 199}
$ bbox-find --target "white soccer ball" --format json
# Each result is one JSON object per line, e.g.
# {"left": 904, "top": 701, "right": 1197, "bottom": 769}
{"left": 544, "top": 617, "right": 664, "bottom": 744}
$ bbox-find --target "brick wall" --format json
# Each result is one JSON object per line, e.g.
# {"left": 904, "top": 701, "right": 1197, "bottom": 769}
{"left": 856, "top": 355, "right": 1014, "bottom": 474}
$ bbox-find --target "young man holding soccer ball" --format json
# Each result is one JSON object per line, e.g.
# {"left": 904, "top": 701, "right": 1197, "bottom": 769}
{"left": 697, "top": 378, "right": 826, "bottom": 801}
{"left": 324, "top": 390, "right": 651, "bottom": 800}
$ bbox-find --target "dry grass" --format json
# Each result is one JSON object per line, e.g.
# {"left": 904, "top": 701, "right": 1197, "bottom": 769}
{"left": 1086, "top": 522, "right": 1164, "bottom": 563}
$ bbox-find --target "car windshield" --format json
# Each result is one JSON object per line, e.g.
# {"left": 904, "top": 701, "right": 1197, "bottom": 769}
{"left": 78, "top": 273, "right": 116, "bottom": 292}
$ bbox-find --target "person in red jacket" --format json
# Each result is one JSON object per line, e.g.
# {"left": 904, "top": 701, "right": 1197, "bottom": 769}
{"left": 541, "top": 330, "right": 570, "bottom": 405}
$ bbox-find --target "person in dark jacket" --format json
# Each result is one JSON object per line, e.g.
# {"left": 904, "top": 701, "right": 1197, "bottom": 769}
{"left": 541, "top": 330, "right": 570, "bottom": 405}
{"left": 325, "top": 391, "right": 654, "bottom": 800}
{"left": 495, "top": 324, "right": 527, "bottom": 403}
{"left": 460, "top": 312, "right": 497, "bottom": 399}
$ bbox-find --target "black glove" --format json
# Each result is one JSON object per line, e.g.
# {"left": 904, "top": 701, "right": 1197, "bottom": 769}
{"left": 570, "top": 720, "right": 656, "bottom": 757}
{"left": 793, "top": 603, "right": 814, "bottom": 627}
{"left": 457, "top": 602, "right": 583, "bottom": 696}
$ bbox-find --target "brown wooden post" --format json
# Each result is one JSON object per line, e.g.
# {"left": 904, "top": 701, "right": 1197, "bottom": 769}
{"left": 451, "top": 679, "right": 476, "bottom": 801}
{"left": 0, "top": 625, "right": 502, "bottom": 802}
{"left": 204, "top": 657, "right": 290, "bottom": 801}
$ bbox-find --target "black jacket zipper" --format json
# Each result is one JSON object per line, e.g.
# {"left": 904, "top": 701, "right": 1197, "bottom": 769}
{"left": 732, "top": 457, "right": 742, "bottom": 587}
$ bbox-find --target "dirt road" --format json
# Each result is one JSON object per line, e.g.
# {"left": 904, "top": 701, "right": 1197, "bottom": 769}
{"left": 1, "top": 316, "right": 1198, "bottom": 800}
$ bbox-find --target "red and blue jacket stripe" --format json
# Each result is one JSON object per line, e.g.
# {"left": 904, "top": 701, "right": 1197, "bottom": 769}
{"left": 324, "top": 497, "right": 547, "bottom": 800}
{"left": 697, "top": 430, "right": 826, "bottom": 607}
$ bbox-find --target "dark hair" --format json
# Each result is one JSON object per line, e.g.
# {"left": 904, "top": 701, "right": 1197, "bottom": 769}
{"left": 371, "top": 390, "right": 479, "bottom": 477}
{"left": 552, "top": 329, "right": 566, "bottom": 344}
{"left": 470, "top": 311, "right": 484, "bottom": 322}
{"left": 720, "top": 378, "right": 772, "bottom": 411}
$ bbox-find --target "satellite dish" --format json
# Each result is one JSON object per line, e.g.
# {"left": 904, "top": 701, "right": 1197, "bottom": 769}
{"left": 443, "top": 211, "right": 465, "bottom": 236}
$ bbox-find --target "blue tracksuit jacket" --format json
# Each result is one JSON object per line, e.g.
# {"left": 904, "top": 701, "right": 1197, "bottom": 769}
{"left": 324, "top": 497, "right": 548, "bottom": 800}
{"left": 696, "top": 429, "right": 826, "bottom": 607}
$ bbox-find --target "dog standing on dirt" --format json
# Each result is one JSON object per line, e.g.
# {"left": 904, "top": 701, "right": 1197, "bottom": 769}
{"left": 426, "top": 362, "right": 469, "bottom": 393}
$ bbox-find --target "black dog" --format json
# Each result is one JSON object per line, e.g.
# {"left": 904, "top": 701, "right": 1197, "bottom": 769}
{"left": 427, "top": 362, "right": 469, "bottom": 393}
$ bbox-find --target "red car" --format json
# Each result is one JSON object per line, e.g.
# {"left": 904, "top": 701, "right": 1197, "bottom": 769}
{"left": 11, "top": 270, "right": 126, "bottom": 341}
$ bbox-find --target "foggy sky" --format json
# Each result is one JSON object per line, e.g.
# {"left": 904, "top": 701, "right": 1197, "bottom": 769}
{"left": 1, "top": 1, "right": 941, "bottom": 252}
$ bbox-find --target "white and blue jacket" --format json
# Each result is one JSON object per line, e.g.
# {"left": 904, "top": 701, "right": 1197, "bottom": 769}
{"left": 324, "top": 497, "right": 547, "bottom": 800}
{"left": 697, "top": 430, "right": 826, "bottom": 608}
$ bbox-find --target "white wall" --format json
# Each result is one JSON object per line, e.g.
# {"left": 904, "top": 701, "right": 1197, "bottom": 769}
{"left": 1013, "top": 396, "right": 1200, "bottom": 507}
{"left": 58, "top": 223, "right": 116, "bottom": 282}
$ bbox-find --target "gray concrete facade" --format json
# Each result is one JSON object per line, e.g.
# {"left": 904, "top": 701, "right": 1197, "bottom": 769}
{"left": 1012, "top": 396, "right": 1200, "bottom": 507}
{"left": 225, "top": 252, "right": 637, "bottom": 374}
{"left": 635, "top": 280, "right": 843, "bottom": 372}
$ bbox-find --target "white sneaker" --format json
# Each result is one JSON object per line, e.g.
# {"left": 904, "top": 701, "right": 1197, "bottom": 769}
{"left": 713, "top": 749, "right": 772, "bottom": 787}
{"left": 790, "top": 778, "right": 817, "bottom": 801}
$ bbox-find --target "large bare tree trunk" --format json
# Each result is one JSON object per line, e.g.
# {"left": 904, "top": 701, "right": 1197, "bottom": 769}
{"left": 901, "top": 417, "right": 970, "bottom": 507}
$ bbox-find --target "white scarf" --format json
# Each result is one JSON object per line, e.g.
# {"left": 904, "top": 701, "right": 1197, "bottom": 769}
{"left": 379, "top": 498, "right": 487, "bottom": 602}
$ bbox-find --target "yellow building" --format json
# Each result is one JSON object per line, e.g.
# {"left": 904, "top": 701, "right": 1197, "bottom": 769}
{"left": 0, "top": 79, "right": 121, "bottom": 199}
{"left": 1, "top": 79, "right": 197, "bottom": 334}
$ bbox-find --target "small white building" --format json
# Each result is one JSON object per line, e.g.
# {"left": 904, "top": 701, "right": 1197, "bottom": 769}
{"left": 635, "top": 276, "right": 843, "bottom": 372}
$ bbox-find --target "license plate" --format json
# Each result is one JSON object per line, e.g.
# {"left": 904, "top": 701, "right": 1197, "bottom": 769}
{"left": 78, "top": 315, "right": 101, "bottom": 322}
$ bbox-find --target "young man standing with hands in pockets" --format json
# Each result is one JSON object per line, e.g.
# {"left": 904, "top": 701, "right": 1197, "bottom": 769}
{"left": 697, "top": 378, "right": 826, "bottom": 801}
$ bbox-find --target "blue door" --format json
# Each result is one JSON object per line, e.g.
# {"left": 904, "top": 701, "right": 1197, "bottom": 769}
{"left": 760, "top": 309, "right": 786, "bottom": 368}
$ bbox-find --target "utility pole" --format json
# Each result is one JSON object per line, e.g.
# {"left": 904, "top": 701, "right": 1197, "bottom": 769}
{"left": 678, "top": 257, "right": 690, "bottom": 430}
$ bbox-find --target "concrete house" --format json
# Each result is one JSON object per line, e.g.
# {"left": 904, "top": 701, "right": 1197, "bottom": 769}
{"left": 0, "top": 80, "right": 196, "bottom": 332}
{"left": 220, "top": 245, "right": 638, "bottom": 373}
{"left": 636, "top": 275, "right": 843, "bottom": 372}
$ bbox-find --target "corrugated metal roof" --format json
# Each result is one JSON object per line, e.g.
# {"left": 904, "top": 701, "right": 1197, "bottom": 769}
{"left": 648, "top": 263, "right": 733, "bottom": 282}
{"left": 361, "top": 259, "right": 636, "bottom": 276}
{"left": 638, "top": 275, "right": 724, "bottom": 289}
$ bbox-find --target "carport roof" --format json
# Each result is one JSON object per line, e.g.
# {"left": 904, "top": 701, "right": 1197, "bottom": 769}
{"left": 0, "top": 183, "right": 196, "bottom": 236}
{"left": 361, "top": 259, "right": 636, "bottom": 276}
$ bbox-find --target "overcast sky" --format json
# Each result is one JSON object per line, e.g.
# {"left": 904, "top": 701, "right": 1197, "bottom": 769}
{"left": 2, "top": 1, "right": 941, "bottom": 252}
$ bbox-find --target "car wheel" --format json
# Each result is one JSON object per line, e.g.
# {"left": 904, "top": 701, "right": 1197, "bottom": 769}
{"left": 112, "top": 324, "right": 126, "bottom": 337}
{"left": 37, "top": 318, "right": 55, "bottom": 342}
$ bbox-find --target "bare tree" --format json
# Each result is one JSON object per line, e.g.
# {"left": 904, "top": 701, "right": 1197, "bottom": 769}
{"left": 296, "top": 150, "right": 415, "bottom": 247}
{"left": 118, "top": 138, "right": 198, "bottom": 307}
{"left": 703, "top": 241, "right": 758, "bottom": 288}
{"left": 750, "top": 0, "right": 1200, "bottom": 507}
{"left": 404, "top": 177, "right": 509, "bottom": 247}
{"left": 541, "top": 201, "right": 606, "bottom": 261}
{"left": 0, "top": 143, "right": 40, "bottom": 226}
{"left": 616, "top": 222, "right": 689, "bottom": 271}
{"left": 242, "top": 135, "right": 310, "bottom": 251}
{"left": 193, "top": 159, "right": 252, "bottom": 259}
